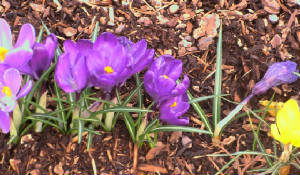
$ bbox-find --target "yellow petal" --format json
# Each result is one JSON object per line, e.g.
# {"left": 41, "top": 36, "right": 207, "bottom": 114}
{"left": 275, "top": 99, "right": 300, "bottom": 147}
{"left": 271, "top": 124, "right": 288, "bottom": 144}
{"left": 259, "top": 100, "right": 284, "bottom": 117}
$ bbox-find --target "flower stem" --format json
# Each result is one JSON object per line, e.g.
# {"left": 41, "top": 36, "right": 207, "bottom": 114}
{"left": 132, "top": 143, "right": 138, "bottom": 173}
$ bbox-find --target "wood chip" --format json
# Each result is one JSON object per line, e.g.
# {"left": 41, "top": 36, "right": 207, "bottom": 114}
{"left": 63, "top": 27, "right": 77, "bottom": 37}
{"left": 145, "top": 142, "right": 167, "bottom": 160}
{"left": 138, "top": 164, "right": 168, "bottom": 173}
{"left": 29, "top": 3, "right": 45, "bottom": 12}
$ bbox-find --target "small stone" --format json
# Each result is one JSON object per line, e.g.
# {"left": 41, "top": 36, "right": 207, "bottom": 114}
{"left": 137, "top": 17, "right": 153, "bottom": 26}
{"left": 268, "top": 14, "right": 279, "bottom": 23}
{"left": 169, "top": 4, "right": 179, "bottom": 14}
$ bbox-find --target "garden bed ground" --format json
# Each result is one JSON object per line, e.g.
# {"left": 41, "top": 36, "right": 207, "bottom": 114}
{"left": 0, "top": 0, "right": 300, "bottom": 174}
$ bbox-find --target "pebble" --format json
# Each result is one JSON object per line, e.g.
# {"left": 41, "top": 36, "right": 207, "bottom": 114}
{"left": 169, "top": 4, "right": 179, "bottom": 14}
{"left": 268, "top": 14, "right": 279, "bottom": 23}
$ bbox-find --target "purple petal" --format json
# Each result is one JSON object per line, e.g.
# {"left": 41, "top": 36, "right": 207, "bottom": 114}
{"left": 30, "top": 43, "right": 52, "bottom": 79}
{"left": 55, "top": 53, "right": 76, "bottom": 93}
{"left": 0, "top": 111, "right": 10, "bottom": 133}
{"left": 4, "top": 47, "right": 32, "bottom": 68}
{"left": 171, "top": 75, "right": 190, "bottom": 96}
{"left": 3, "top": 68, "right": 21, "bottom": 96}
{"left": 16, "top": 80, "right": 32, "bottom": 99}
{"left": 72, "top": 55, "right": 88, "bottom": 91}
{"left": 130, "top": 39, "right": 147, "bottom": 64}
{"left": 94, "top": 32, "right": 119, "bottom": 52}
{"left": 63, "top": 40, "right": 77, "bottom": 53}
{"left": 55, "top": 53, "right": 87, "bottom": 93}
{"left": 43, "top": 33, "right": 57, "bottom": 59}
{"left": 15, "top": 24, "right": 36, "bottom": 48}
{"left": 159, "top": 94, "right": 190, "bottom": 126}
{"left": 76, "top": 40, "right": 93, "bottom": 56}
{"left": 0, "top": 18, "right": 12, "bottom": 49}
{"left": 251, "top": 61, "right": 299, "bottom": 96}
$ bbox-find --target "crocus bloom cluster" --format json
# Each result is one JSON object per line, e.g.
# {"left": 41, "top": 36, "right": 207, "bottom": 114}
{"left": 144, "top": 55, "right": 190, "bottom": 125}
{"left": 55, "top": 32, "right": 154, "bottom": 93}
{"left": 1, "top": 18, "right": 57, "bottom": 80}
{"left": 270, "top": 99, "right": 300, "bottom": 147}
{"left": 243, "top": 61, "right": 299, "bottom": 103}
{"left": 0, "top": 67, "right": 32, "bottom": 133}
{"left": 0, "top": 18, "right": 35, "bottom": 70}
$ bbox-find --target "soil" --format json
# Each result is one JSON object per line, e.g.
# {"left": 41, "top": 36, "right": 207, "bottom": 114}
{"left": 0, "top": 0, "right": 300, "bottom": 175}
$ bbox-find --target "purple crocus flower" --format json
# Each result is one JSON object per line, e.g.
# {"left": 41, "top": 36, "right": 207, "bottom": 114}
{"left": 55, "top": 40, "right": 90, "bottom": 93}
{"left": 144, "top": 55, "right": 190, "bottom": 104}
{"left": 19, "top": 34, "right": 57, "bottom": 79}
{"left": 0, "top": 18, "right": 35, "bottom": 69}
{"left": 0, "top": 67, "right": 32, "bottom": 133}
{"left": 243, "top": 61, "right": 299, "bottom": 103}
{"left": 117, "top": 36, "right": 155, "bottom": 85}
{"left": 86, "top": 32, "right": 130, "bottom": 92}
{"left": 159, "top": 93, "right": 190, "bottom": 125}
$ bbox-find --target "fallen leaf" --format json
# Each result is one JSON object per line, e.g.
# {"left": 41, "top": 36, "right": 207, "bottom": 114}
{"left": 138, "top": 164, "right": 168, "bottom": 173}
{"left": 145, "top": 142, "right": 167, "bottom": 160}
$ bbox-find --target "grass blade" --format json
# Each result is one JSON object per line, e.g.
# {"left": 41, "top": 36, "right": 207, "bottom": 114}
{"left": 187, "top": 91, "right": 213, "bottom": 136}
{"left": 212, "top": 21, "right": 223, "bottom": 128}
{"left": 150, "top": 125, "right": 212, "bottom": 135}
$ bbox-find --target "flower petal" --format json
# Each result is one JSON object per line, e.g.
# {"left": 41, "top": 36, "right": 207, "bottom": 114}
{"left": 15, "top": 24, "right": 36, "bottom": 48}
{"left": 3, "top": 68, "right": 21, "bottom": 96}
{"left": 43, "top": 34, "right": 57, "bottom": 59}
{"left": 171, "top": 75, "right": 190, "bottom": 96}
{"left": 16, "top": 80, "right": 32, "bottom": 99}
{"left": 72, "top": 55, "right": 88, "bottom": 91}
{"left": 4, "top": 45, "right": 32, "bottom": 68}
{"left": 30, "top": 43, "right": 52, "bottom": 79}
{"left": 0, "top": 111, "right": 10, "bottom": 133}
{"left": 55, "top": 53, "right": 77, "bottom": 93}
{"left": 0, "top": 18, "right": 12, "bottom": 49}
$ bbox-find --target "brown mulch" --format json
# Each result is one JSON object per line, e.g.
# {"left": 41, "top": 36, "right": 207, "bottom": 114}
{"left": 1, "top": 0, "right": 300, "bottom": 174}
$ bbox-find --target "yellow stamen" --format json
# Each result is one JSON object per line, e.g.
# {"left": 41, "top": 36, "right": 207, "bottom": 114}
{"left": 104, "top": 66, "right": 114, "bottom": 74}
{"left": 163, "top": 75, "right": 168, "bottom": 79}
{"left": 170, "top": 101, "right": 177, "bottom": 108}
{"left": 0, "top": 47, "right": 8, "bottom": 63}
{"left": 2, "top": 86, "right": 12, "bottom": 97}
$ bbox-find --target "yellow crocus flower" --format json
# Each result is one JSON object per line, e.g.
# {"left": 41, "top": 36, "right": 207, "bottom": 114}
{"left": 270, "top": 99, "right": 300, "bottom": 147}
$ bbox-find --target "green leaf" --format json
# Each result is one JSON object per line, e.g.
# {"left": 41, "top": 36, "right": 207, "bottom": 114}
{"left": 189, "top": 94, "right": 229, "bottom": 103}
{"left": 187, "top": 91, "right": 213, "bottom": 136}
{"left": 149, "top": 125, "right": 212, "bottom": 135}
{"left": 123, "top": 112, "right": 136, "bottom": 142}
{"left": 213, "top": 21, "right": 223, "bottom": 127}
